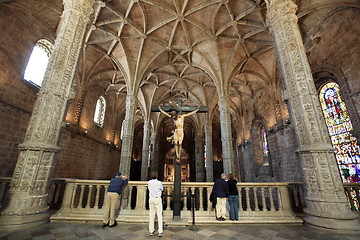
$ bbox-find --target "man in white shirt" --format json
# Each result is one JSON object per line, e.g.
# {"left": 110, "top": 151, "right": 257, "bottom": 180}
{"left": 148, "top": 172, "right": 164, "bottom": 237}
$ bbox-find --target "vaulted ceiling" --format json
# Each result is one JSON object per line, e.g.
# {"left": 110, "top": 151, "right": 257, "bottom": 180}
{"left": 2, "top": 0, "right": 359, "bottom": 143}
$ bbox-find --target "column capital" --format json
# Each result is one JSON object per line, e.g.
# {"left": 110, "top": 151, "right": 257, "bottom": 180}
{"left": 265, "top": 0, "right": 298, "bottom": 25}
{"left": 63, "top": 0, "right": 96, "bottom": 14}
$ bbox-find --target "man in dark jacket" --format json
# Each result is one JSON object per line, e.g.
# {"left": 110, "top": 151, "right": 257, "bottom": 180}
{"left": 102, "top": 172, "right": 128, "bottom": 227}
{"left": 213, "top": 173, "right": 229, "bottom": 221}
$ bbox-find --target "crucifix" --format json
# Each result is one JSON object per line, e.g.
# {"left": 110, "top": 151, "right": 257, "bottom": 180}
{"left": 151, "top": 100, "right": 207, "bottom": 219}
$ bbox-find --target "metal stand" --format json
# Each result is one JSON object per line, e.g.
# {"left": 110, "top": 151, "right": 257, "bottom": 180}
{"left": 173, "top": 154, "right": 181, "bottom": 219}
{"left": 189, "top": 194, "right": 199, "bottom": 231}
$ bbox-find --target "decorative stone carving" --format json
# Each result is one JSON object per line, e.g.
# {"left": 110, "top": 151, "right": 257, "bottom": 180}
{"left": 265, "top": 0, "right": 359, "bottom": 230}
{"left": 205, "top": 122, "right": 213, "bottom": 182}
{"left": 119, "top": 94, "right": 138, "bottom": 177}
{"left": 0, "top": 0, "right": 97, "bottom": 229}
{"left": 218, "top": 95, "right": 235, "bottom": 174}
{"left": 141, "top": 119, "right": 151, "bottom": 181}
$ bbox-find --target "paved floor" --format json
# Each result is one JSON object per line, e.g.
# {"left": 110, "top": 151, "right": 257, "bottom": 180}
{"left": 1, "top": 221, "right": 360, "bottom": 240}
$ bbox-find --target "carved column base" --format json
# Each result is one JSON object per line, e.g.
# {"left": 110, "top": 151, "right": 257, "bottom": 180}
{"left": 304, "top": 214, "right": 360, "bottom": 231}
{"left": 303, "top": 199, "right": 360, "bottom": 230}
{"left": 0, "top": 211, "right": 50, "bottom": 231}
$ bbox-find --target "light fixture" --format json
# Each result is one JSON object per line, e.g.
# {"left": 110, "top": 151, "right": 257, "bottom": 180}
{"left": 83, "top": 130, "right": 88, "bottom": 135}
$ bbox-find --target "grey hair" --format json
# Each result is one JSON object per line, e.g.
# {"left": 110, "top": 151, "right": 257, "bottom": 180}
{"left": 221, "top": 173, "right": 226, "bottom": 179}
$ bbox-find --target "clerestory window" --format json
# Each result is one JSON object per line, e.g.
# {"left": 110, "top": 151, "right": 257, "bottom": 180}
{"left": 94, "top": 96, "right": 106, "bottom": 127}
{"left": 24, "top": 39, "right": 53, "bottom": 87}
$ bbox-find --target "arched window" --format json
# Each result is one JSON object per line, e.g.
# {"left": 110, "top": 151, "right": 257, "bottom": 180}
{"left": 94, "top": 96, "right": 106, "bottom": 127}
{"left": 251, "top": 120, "right": 272, "bottom": 177}
{"left": 319, "top": 82, "right": 360, "bottom": 183}
{"left": 24, "top": 39, "right": 53, "bottom": 87}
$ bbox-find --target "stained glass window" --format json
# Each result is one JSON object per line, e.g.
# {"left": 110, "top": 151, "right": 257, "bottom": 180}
{"left": 319, "top": 82, "right": 360, "bottom": 183}
{"left": 94, "top": 96, "right": 106, "bottom": 127}
{"left": 263, "top": 131, "right": 269, "bottom": 161}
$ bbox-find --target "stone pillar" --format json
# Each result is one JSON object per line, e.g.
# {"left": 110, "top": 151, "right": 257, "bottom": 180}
{"left": 195, "top": 134, "right": 205, "bottom": 182}
{"left": 119, "top": 94, "right": 137, "bottom": 177}
{"left": 242, "top": 141, "right": 255, "bottom": 182}
{"left": 141, "top": 120, "right": 150, "bottom": 181}
{"left": 149, "top": 133, "right": 159, "bottom": 173}
{"left": 205, "top": 122, "right": 213, "bottom": 182}
{"left": 0, "top": 0, "right": 96, "bottom": 230}
{"left": 218, "top": 96, "right": 235, "bottom": 174}
{"left": 265, "top": 0, "right": 359, "bottom": 230}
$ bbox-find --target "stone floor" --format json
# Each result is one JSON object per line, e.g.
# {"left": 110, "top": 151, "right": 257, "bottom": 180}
{"left": 1, "top": 221, "right": 360, "bottom": 240}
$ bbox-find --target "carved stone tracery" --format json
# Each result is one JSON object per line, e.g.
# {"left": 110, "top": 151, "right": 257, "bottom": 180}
{"left": 265, "top": 0, "right": 359, "bottom": 230}
{"left": 1, "top": 0, "right": 97, "bottom": 227}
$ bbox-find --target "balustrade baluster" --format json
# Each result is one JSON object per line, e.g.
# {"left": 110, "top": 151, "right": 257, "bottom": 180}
{"left": 71, "top": 184, "right": 78, "bottom": 209}
{"left": 86, "top": 185, "right": 93, "bottom": 209}
{"left": 79, "top": 185, "right": 85, "bottom": 208}
{"left": 166, "top": 187, "right": 171, "bottom": 212}
{"left": 95, "top": 185, "right": 101, "bottom": 209}
{"left": 269, "top": 187, "right": 275, "bottom": 211}
{"left": 254, "top": 188, "right": 259, "bottom": 211}
{"left": 199, "top": 187, "right": 204, "bottom": 211}
{"left": 183, "top": 187, "right": 188, "bottom": 211}
{"left": 127, "top": 186, "right": 133, "bottom": 209}
{"left": 207, "top": 187, "right": 212, "bottom": 211}
{"left": 261, "top": 187, "right": 266, "bottom": 211}
{"left": 191, "top": 187, "right": 196, "bottom": 211}
{"left": 237, "top": 186, "right": 242, "bottom": 212}
{"left": 245, "top": 187, "right": 250, "bottom": 211}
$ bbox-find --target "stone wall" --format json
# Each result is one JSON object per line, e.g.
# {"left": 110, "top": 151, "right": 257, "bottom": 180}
{"left": 0, "top": 7, "right": 43, "bottom": 177}
{"left": 238, "top": 124, "right": 302, "bottom": 183}
{"left": 54, "top": 129, "right": 120, "bottom": 180}
{"left": 0, "top": 6, "right": 122, "bottom": 180}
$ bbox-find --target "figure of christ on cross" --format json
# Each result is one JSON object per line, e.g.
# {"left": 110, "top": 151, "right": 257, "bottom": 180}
{"left": 158, "top": 105, "right": 201, "bottom": 163}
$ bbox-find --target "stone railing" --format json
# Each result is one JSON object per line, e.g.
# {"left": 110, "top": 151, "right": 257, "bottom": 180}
{"left": 0, "top": 177, "right": 11, "bottom": 210}
{"left": 50, "top": 180, "right": 303, "bottom": 224}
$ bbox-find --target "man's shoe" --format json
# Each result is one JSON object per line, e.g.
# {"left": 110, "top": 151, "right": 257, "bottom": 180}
{"left": 149, "top": 232, "right": 154, "bottom": 236}
{"left": 158, "top": 233, "right": 162, "bottom": 237}
{"left": 102, "top": 223, "right": 108, "bottom": 228}
{"left": 216, "top": 217, "right": 222, "bottom": 221}
{"left": 109, "top": 220, "right": 117, "bottom": 227}
{"left": 221, "top": 218, "right": 226, "bottom": 221}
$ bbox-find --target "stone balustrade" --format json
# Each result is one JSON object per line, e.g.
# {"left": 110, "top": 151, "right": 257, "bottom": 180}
{"left": 50, "top": 180, "right": 304, "bottom": 224}
{"left": 1, "top": 177, "right": 358, "bottom": 225}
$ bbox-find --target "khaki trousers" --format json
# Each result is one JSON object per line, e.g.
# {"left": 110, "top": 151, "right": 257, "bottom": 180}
{"left": 103, "top": 192, "right": 119, "bottom": 225}
{"left": 149, "top": 197, "right": 163, "bottom": 234}
{"left": 216, "top": 197, "right": 227, "bottom": 218}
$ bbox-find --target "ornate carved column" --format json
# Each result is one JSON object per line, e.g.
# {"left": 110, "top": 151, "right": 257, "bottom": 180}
{"left": 119, "top": 94, "right": 138, "bottom": 177}
{"left": 140, "top": 119, "right": 150, "bottom": 181}
{"left": 205, "top": 122, "right": 213, "bottom": 182}
{"left": 218, "top": 96, "right": 235, "bottom": 174}
{"left": 265, "top": 0, "right": 359, "bottom": 230}
{"left": 195, "top": 134, "right": 205, "bottom": 182}
{"left": 0, "top": 0, "right": 96, "bottom": 230}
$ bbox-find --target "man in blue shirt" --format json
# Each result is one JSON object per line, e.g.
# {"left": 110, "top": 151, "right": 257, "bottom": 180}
{"left": 102, "top": 172, "right": 128, "bottom": 227}
{"left": 213, "top": 173, "right": 229, "bottom": 221}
